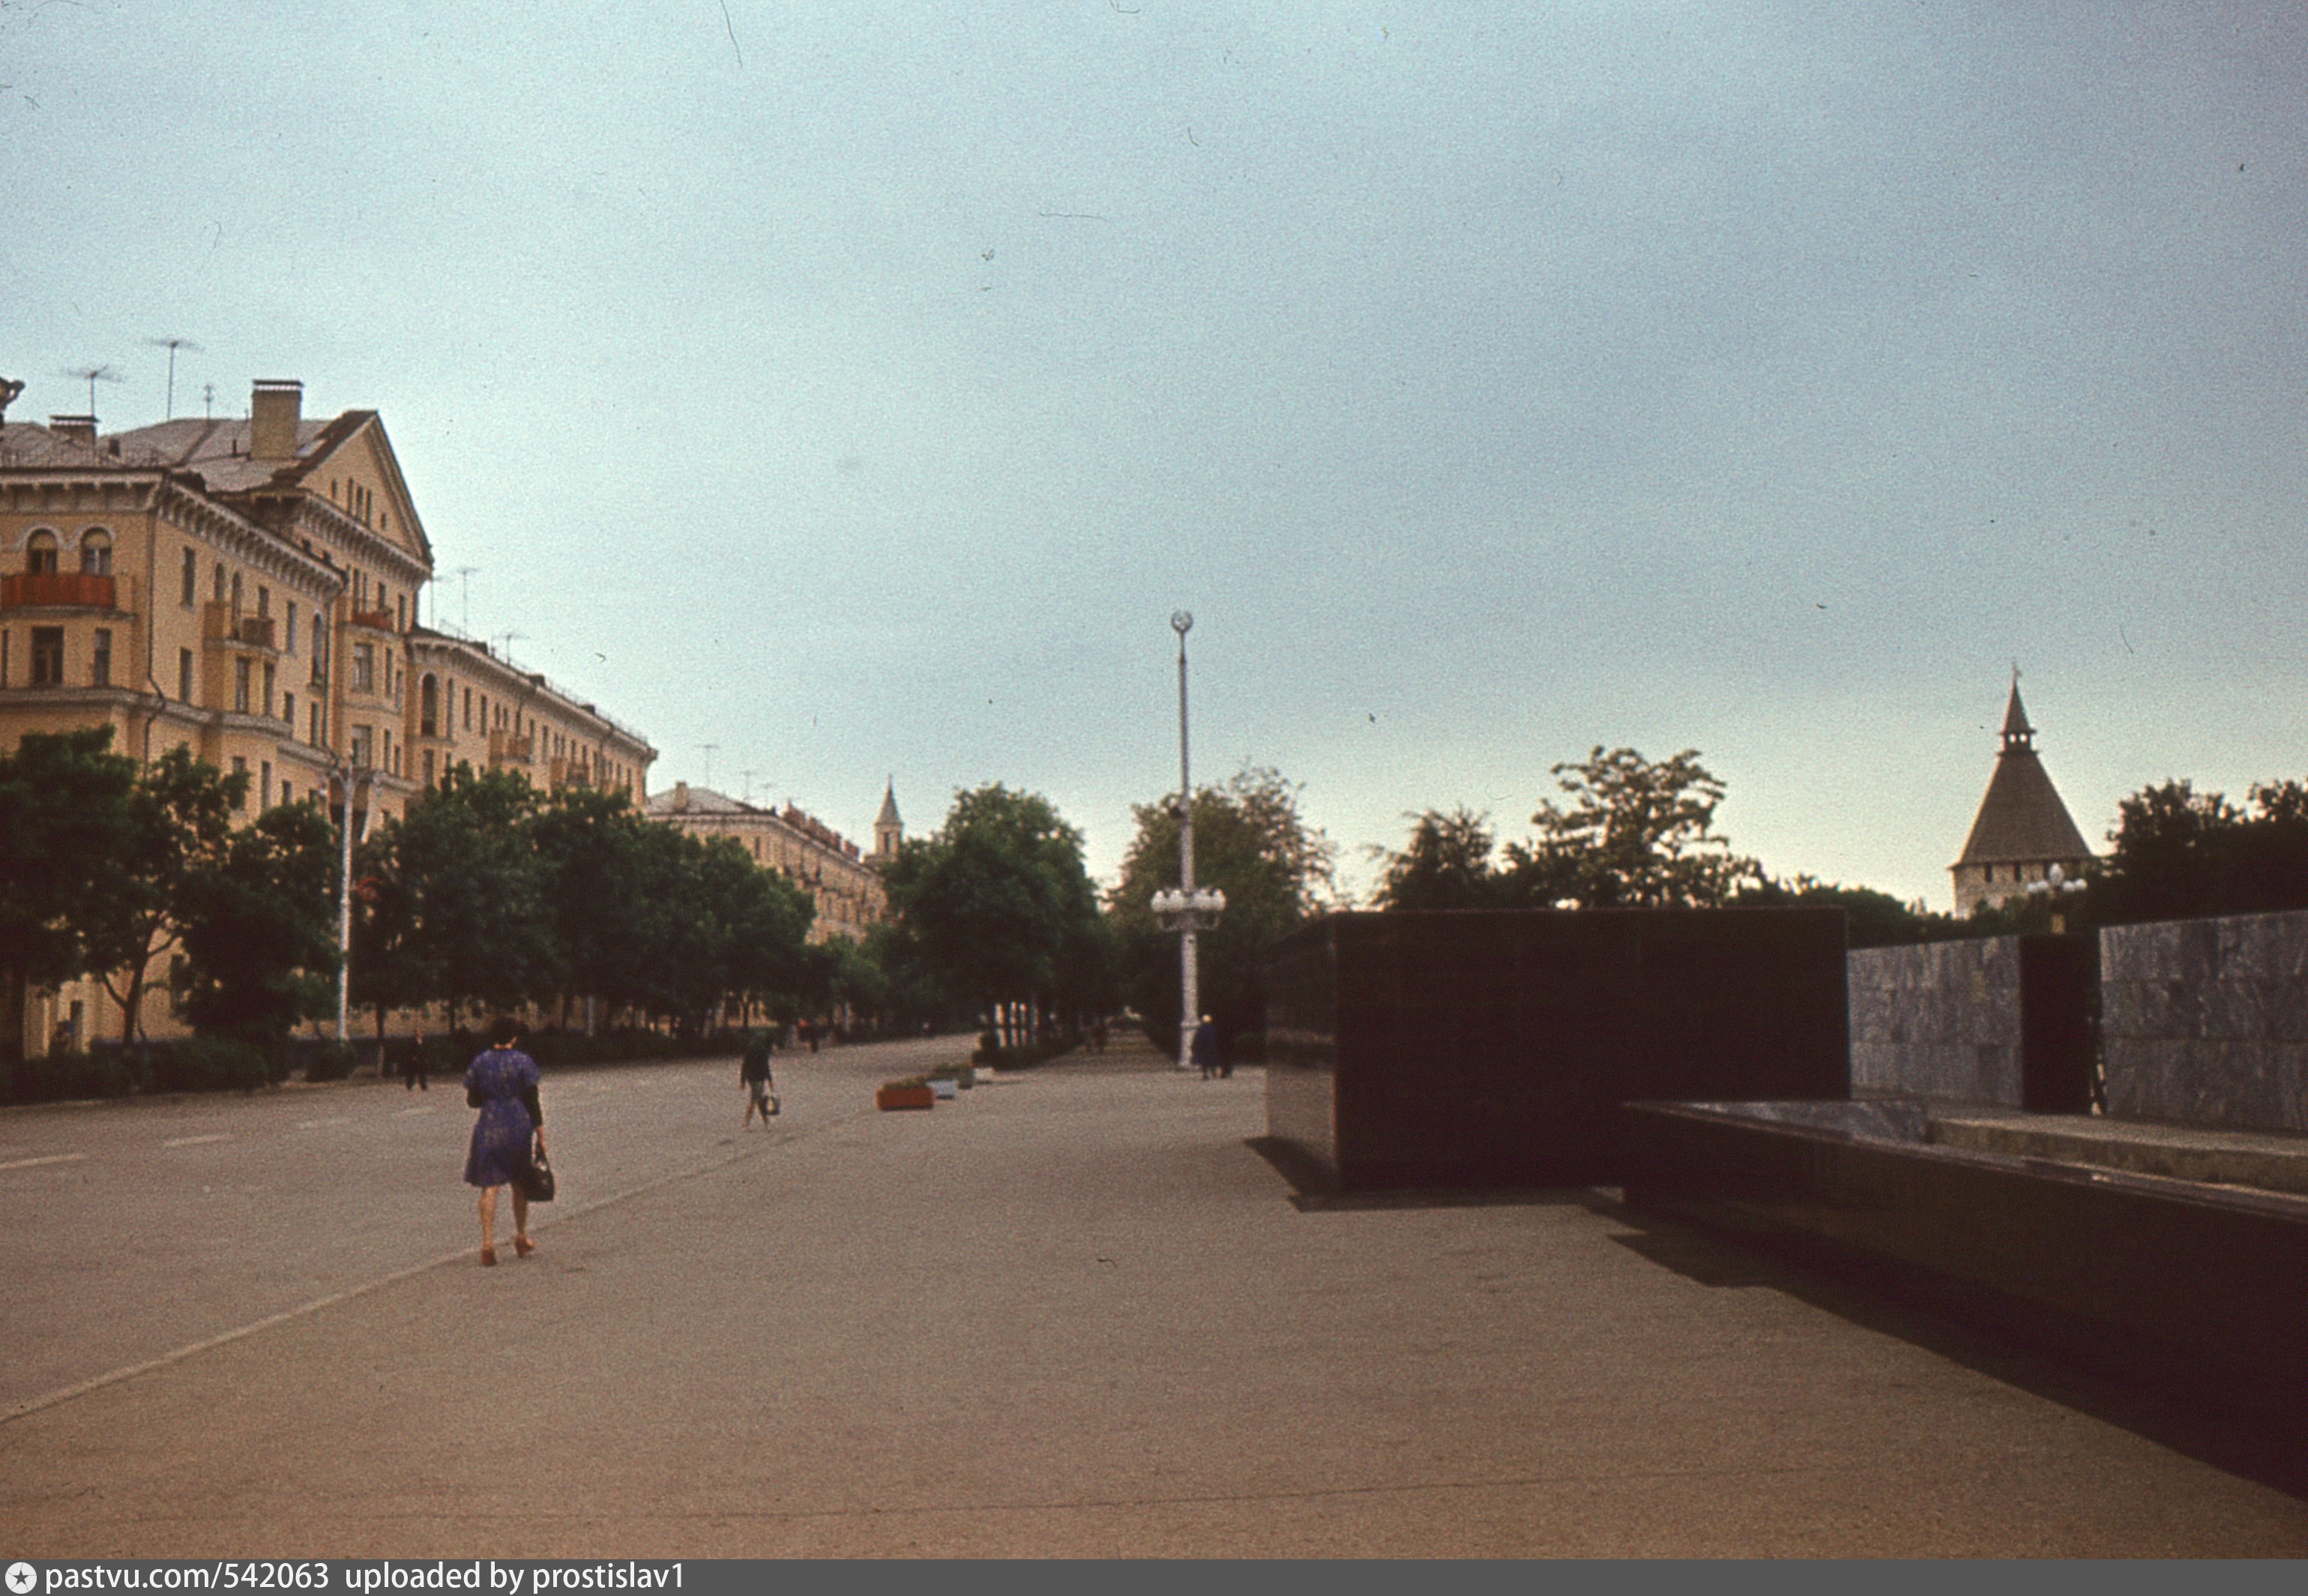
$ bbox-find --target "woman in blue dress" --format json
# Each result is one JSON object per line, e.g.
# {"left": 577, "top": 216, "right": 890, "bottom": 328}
{"left": 464, "top": 1014, "right": 546, "bottom": 1265}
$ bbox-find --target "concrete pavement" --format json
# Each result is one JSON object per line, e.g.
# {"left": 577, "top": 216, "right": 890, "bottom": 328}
{"left": 4, "top": 1041, "right": 2306, "bottom": 1556}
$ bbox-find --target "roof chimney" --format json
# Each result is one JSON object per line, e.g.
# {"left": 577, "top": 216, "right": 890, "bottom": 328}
{"left": 673, "top": 780, "right": 690, "bottom": 812}
{"left": 49, "top": 415, "right": 97, "bottom": 448}
{"left": 250, "top": 379, "right": 303, "bottom": 461}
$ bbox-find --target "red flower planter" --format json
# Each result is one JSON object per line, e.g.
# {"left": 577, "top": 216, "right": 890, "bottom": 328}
{"left": 876, "top": 1084, "right": 935, "bottom": 1111}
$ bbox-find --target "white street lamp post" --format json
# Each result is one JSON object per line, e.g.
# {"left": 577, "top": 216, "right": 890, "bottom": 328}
{"left": 1151, "top": 612, "right": 1224, "bottom": 1070}
{"left": 334, "top": 758, "right": 373, "bottom": 1044}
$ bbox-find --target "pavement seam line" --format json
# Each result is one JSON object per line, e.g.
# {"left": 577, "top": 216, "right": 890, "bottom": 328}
{"left": 1, "top": 1104, "right": 875, "bottom": 1428}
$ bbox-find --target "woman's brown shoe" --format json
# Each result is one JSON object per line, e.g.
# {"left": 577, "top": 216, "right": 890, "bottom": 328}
{"left": 514, "top": 1237, "right": 535, "bottom": 1258}
{"left": 480, "top": 1247, "right": 497, "bottom": 1267}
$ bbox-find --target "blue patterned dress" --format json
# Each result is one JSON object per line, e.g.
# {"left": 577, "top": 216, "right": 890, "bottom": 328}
{"left": 462, "top": 1047, "right": 541, "bottom": 1189}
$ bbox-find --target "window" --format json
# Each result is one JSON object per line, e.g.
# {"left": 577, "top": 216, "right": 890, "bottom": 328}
{"left": 181, "top": 547, "right": 197, "bottom": 606}
{"left": 79, "top": 532, "right": 112, "bottom": 576}
{"left": 283, "top": 690, "right": 295, "bottom": 729}
{"left": 463, "top": 687, "right": 472, "bottom": 730}
{"left": 256, "top": 585, "right": 270, "bottom": 618}
{"left": 353, "top": 570, "right": 368, "bottom": 609}
{"left": 310, "top": 702, "right": 324, "bottom": 745}
{"left": 235, "top": 657, "right": 252, "bottom": 714}
{"left": 178, "top": 647, "right": 193, "bottom": 702}
{"left": 263, "top": 663, "right": 276, "bottom": 717}
{"left": 91, "top": 629, "right": 111, "bottom": 687}
{"left": 397, "top": 594, "right": 406, "bottom": 632}
{"left": 29, "top": 627, "right": 63, "bottom": 685}
{"left": 260, "top": 761, "right": 271, "bottom": 810}
{"left": 230, "top": 571, "right": 243, "bottom": 613}
{"left": 422, "top": 749, "right": 435, "bottom": 787}
{"left": 231, "top": 756, "right": 248, "bottom": 808}
{"left": 349, "top": 725, "right": 373, "bottom": 768}
{"left": 25, "top": 531, "right": 58, "bottom": 575}
{"left": 352, "top": 642, "right": 375, "bottom": 693}
{"left": 213, "top": 563, "right": 227, "bottom": 603}
{"left": 310, "top": 616, "right": 328, "bottom": 686}
{"left": 421, "top": 675, "right": 439, "bottom": 737}
{"left": 285, "top": 601, "right": 298, "bottom": 653}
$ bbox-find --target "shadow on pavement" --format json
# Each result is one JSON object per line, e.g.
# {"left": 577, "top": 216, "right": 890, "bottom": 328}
{"left": 1592, "top": 1191, "right": 2308, "bottom": 1505}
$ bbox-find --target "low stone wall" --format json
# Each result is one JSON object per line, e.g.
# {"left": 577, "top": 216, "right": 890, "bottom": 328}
{"left": 1847, "top": 936, "right": 2094, "bottom": 1112}
{"left": 2101, "top": 911, "right": 2308, "bottom": 1133}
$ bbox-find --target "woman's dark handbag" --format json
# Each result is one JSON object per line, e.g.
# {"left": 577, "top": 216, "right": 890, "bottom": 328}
{"left": 519, "top": 1139, "right": 556, "bottom": 1203}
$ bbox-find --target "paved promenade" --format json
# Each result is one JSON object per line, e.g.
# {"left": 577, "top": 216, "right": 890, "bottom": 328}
{"left": 4, "top": 1038, "right": 2305, "bottom": 1556}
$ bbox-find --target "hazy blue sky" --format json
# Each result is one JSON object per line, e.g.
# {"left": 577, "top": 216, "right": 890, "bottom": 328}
{"left": 7, "top": 3, "right": 2305, "bottom": 906}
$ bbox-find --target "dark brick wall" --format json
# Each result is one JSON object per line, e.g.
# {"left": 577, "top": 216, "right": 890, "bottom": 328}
{"left": 2102, "top": 911, "right": 2308, "bottom": 1133}
{"left": 1264, "top": 909, "right": 1848, "bottom": 1189}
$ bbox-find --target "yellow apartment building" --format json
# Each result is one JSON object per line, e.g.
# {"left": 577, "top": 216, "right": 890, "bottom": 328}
{"left": 645, "top": 781, "right": 891, "bottom": 942}
{"left": 1, "top": 379, "right": 655, "bottom": 1053}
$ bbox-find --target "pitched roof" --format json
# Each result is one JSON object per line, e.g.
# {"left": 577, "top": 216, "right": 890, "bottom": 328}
{"left": 644, "top": 784, "right": 756, "bottom": 817}
{"left": 1954, "top": 685, "right": 2094, "bottom": 866}
{"left": 106, "top": 413, "right": 367, "bottom": 494}
{"left": 876, "top": 782, "right": 901, "bottom": 828}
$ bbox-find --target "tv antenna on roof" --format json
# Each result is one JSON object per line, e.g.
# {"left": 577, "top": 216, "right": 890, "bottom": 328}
{"left": 700, "top": 744, "right": 720, "bottom": 789}
{"left": 741, "top": 768, "right": 759, "bottom": 805}
{"left": 145, "top": 337, "right": 202, "bottom": 420}
{"left": 60, "top": 364, "right": 124, "bottom": 416}
{"left": 453, "top": 565, "right": 480, "bottom": 633}
{"left": 202, "top": 382, "right": 216, "bottom": 419}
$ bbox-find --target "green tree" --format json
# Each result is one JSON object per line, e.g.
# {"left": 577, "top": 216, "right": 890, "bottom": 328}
{"left": 1110, "top": 765, "right": 1339, "bottom": 1048}
{"left": 1371, "top": 806, "right": 1509, "bottom": 911}
{"left": 0, "top": 728, "right": 145, "bottom": 1057}
{"left": 374, "top": 767, "right": 555, "bottom": 1029}
{"left": 85, "top": 747, "right": 245, "bottom": 1042}
{"left": 885, "top": 784, "right": 1107, "bottom": 1039}
{"left": 1503, "top": 747, "right": 1762, "bottom": 908}
{"left": 172, "top": 802, "right": 340, "bottom": 1044}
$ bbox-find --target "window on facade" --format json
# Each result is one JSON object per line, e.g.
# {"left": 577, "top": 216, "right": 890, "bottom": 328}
{"left": 421, "top": 675, "right": 439, "bottom": 737}
{"left": 463, "top": 687, "right": 472, "bottom": 729}
{"left": 353, "top": 570, "right": 368, "bottom": 609}
{"left": 397, "top": 594, "right": 406, "bottom": 632}
{"left": 25, "top": 532, "right": 58, "bottom": 575}
{"left": 350, "top": 725, "right": 373, "bottom": 768}
{"left": 260, "top": 761, "right": 271, "bottom": 810}
{"left": 352, "top": 642, "right": 375, "bottom": 693}
{"left": 235, "top": 657, "right": 252, "bottom": 714}
{"left": 285, "top": 601, "right": 298, "bottom": 653}
{"left": 283, "top": 690, "right": 295, "bottom": 729}
{"left": 310, "top": 702, "right": 324, "bottom": 746}
{"left": 231, "top": 756, "right": 248, "bottom": 808}
{"left": 311, "top": 617, "right": 328, "bottom": 686}
{"left": 181, "top": 547, "right": 197, "bottom": 606}
{"left": 263, "top": 663, "right": 276, "bottom": 717}
{"left": 78, "top": 532, "right": 112, "bottom": 576}
{"left": 178, "top": 648, "right": 194, "bottom": 702}
{"left": 422, "top": 749, "right": 435, "bottom": 787}
{"left": 29, "top": 627, "right": 63, "bottom": 686}
{"left": 256, "top": 585, "right": 270, "bottom": 618}
{"left": 91, "top": 629, "right": 111, "bottom": 687}
{"left": 230, "top": 571, "right": 242, "bottom": 613}
{"left": 213, "top": 563, "right": 227, "bottom": 603}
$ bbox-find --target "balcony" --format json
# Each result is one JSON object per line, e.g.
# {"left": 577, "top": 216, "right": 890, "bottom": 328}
{"left": 489, "top": 730, "right": 534, "bottom": 765}
{"left": 203, "top": 603, "right": 277, "bottom": 651}
{"left": 348, "top": 607, "right": 396, "bottom": 632}
{"left": 1, "top": 571, "right": 116, "bottom": 610}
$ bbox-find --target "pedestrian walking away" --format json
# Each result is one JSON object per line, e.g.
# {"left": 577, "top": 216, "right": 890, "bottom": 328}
{"left": 1192, "top": 1014, "right": 1221, "bottom": 1080}
{"left": 406, "top": 1032, "right": 430, "bottom": 1091}
{"left": 464, "top": 1014, "right": 545, "bottom": 1265}
{"left": 741, "top": 1031, "right": 779, "bottom": 1127}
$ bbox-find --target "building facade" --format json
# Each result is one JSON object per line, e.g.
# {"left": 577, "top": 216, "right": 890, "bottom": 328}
{"left": 1, "top": 379, "right": 656, "bottom": 1052}
{"left": 1950, "top": 679, "right": 2096, "bottom": 915}
{"left": 646, "top": 782, "right": 891, "bottom": 942}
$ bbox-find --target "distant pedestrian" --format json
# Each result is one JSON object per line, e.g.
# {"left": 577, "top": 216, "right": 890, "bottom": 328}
{"left": 464, "top": 1015, "right": 544, "bottom": 1266}
{"left": 1192, "top": 1015, "right": 1221, "bottom": 1080}
{"left": 741, "top": 1032, "right": 778, "bottom": 1128}
{"left": 405, "top": 1032, "right": 430, "bottom": 1092}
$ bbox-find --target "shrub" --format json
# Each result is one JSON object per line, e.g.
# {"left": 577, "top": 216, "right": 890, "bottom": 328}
{"left": 149, "top": 1037, "right": 273, "bottom": 1094}
{"left": 304, "top": 1041, "right": 358, "bottom": 1082}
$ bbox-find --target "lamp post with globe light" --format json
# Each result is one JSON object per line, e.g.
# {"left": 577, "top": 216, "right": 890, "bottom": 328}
{"left": 1151, "top": 612, "right": 1225, "bottom": 1070}
{"left": 2027, "top": 861, "right": 2090, "bottom": 935}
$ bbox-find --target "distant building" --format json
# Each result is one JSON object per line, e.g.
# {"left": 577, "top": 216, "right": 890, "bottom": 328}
{"left": 647, "top": 781, "right": 889, "bottom": 942}
{"left": 874, "top": 779, "right": 903, "bottom": 861}
{"left": 406, "top": 627, "right": 651, "bottom": 803}
{"left": 1950, "top": 678, "right": 2095, "bottom": 915}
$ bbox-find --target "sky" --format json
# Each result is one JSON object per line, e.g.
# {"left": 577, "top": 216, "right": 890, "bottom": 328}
{"left": 7, "top": 3, "right": 2307, "bottom": 909}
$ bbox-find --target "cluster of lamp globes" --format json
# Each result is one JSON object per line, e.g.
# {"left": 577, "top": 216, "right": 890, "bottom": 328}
{"left": 2025, "top": 864, "right": 2091, "bottom": 898}
{"left": 1151, "top": 885, "right": 1226, "bottom": 932}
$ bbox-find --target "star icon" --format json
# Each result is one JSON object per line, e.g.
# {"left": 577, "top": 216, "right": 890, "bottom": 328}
{"left": 7, "top": 1563, "right": 38, "bottom": 1595}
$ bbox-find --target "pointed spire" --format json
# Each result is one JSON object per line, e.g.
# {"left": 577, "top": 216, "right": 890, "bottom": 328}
{"left": 2000, "top": 670, "right": 2034, "bottom": 753}
{"left": 876, "top": 777, "right": 901, "bottom": 828}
